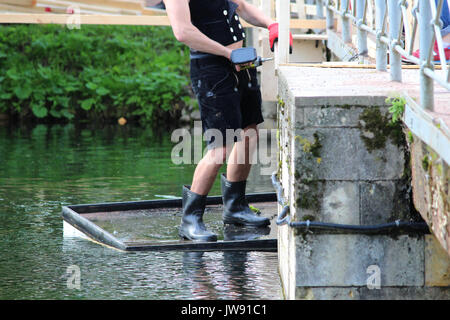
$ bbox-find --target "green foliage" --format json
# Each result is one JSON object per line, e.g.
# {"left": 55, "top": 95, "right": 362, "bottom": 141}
{"left": 0, "top": 24, "right": 191, "bottom": 124}
{"left": 422, "top": 155, "right": 430, "bottom": 171}
{"left": 358, "top": 106, "right": 405, "bottom": 153}
{"left": 386, "top": 96, "right": 406, "bottom": 124}
{"left": 407, "top": 130, "right": 414, "bottom": 143}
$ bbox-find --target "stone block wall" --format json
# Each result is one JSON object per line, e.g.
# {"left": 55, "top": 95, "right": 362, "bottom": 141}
{"left": 277, "top": 67, "right": 450, "bottom": 299}
{"left": 409, "top": 133, "right": 450, "bottom": 255}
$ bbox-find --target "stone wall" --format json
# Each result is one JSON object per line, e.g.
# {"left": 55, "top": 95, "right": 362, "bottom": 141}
{"left": 277, "top": 66, "right": 450, "bottom": 299}
{"left": 409, "top": 133, "right": 450, "bottom": 255}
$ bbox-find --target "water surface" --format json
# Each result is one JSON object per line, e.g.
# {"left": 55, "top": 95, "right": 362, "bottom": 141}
{"left": 0, "top": 124, "right": 280, "bottom": 299}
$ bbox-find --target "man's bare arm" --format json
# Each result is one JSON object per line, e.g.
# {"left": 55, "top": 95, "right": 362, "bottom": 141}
{"left": 163, "top": 0, "right": 232, "bottom": 59}
{"left": 231, "top": 0, "right": 274, "bottom": 28}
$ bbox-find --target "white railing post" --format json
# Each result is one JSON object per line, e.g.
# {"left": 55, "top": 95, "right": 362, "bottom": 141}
{"left": 375, "top": 0, "right": 387, "bottom": 71}
{"left": 325, "top": 0, "right": 334, "bottom": 29}
{"left": 419, "top": 0, "right": 435, "bottom": 110}
{"left": 356, "top": 0, "right": 368, "bottom": 55}
{"left": 341, "top": 0, "right": 352, "bottom": 42}
{"left": 387, "top": 0, "right": 402, "bottom": 81}
{"left": 275, "top": 0, "right": 290, "bottom": 68}
{"left": 316, "top": 0, "right": 324, "bottom": 18}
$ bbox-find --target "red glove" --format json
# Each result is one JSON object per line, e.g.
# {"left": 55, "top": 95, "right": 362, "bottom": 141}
{"left": 268, "top": 23, "right": 293, "bottom": 54}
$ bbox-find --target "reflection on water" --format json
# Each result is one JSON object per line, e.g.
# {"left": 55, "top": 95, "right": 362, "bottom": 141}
{"left": 56, "top": 238, "right": 280, "bottom": 300}
{"left": 0, "top": 124, "right": 280, "bottom": 299}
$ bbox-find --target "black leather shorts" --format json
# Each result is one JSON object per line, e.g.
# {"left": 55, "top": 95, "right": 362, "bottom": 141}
{"left": 190, "top": 56, "right": 264, "bottom": 149}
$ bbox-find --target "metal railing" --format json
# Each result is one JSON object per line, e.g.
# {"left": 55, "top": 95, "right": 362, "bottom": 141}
{"left": 275, "top": 0, "right": 450, "bottom": 111}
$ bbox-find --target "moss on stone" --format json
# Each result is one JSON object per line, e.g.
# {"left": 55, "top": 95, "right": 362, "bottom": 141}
{"left": 436, "top": 162, "right": 443, "bottom": 177}
{"left": 301, "top": 214, "right": 316, "bottom": 221}
{"left": 407, "top": 130, "right": 414, "bottom": 143}
{"left": 294, "top": 132, "right": 323, "bottom": 158}
{"left": 422, "top": 155, "right": 430, "bottom": 172}
{"left": 358, "top": 106, "right": 405, "bottom": 153}
{"left": 295, "top": 180, "right": 321, "bottom": 211}
{"left": 277, "top": 95, "right": 285, "bottom": 117}
{"left": 310, "top": 132, "right": 323, "bottom": 158}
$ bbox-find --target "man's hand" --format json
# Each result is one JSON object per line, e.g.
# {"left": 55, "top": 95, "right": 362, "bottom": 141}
{"left": 234, "top": 62, "right": 252, "bottom": 72}
{"left": 268, "top": 23, "right": 293, "bottom": 54}
{"left": 230, "top": 47, "right": 258, "bottom": 72}
{"left": 224, "top": 47, "right": 250, "bottom": 71}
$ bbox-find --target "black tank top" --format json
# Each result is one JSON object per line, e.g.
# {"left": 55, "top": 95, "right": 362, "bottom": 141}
{"left": 189, "top": 0, "right": 246, "bottom": 47}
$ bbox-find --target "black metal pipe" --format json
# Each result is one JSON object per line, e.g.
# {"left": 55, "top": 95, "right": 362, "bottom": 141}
{"left": 289, "top": 220, "right": 430, "bottom": 234}
{"left": 270, "top": 172, "right": 430, "bottom": 234}
{"left": 276, "top": 205, "right": 290, "bottom": 226}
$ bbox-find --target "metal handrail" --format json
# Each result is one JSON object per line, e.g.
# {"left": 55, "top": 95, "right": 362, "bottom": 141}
{"left": 307, "top": 0, "right": 450, "bottom": 111}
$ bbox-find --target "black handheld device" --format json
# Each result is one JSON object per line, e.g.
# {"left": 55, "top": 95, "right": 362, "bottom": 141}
{"left": 230, "top": 47, "right": 258, "bottom": 65}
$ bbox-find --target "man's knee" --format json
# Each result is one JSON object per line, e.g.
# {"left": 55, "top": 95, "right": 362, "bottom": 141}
{"left": 247, "top": 126, "right": 259, "bottom": 139}
{"left": 204, "top": 146, "right": 228, "bottom": 166}
{"left": 241, "top": 125, "right": 259, "bottom": 148}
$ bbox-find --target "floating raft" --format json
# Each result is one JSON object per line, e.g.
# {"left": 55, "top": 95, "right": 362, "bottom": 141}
{"left": 62, "top": 192, "right": 278, "bottom": 252}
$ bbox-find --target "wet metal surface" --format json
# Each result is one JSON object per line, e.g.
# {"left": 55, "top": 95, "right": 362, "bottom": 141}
{"left": 83, "top": 202, "right": 278, "bottom": 243}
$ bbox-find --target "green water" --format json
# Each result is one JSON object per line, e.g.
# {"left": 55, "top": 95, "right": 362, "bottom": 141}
{"left": 0, "top": 123, "right": 280, "bottom": 299}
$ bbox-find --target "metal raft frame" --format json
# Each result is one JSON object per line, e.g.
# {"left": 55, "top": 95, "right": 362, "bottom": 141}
{"left": 62, "top": 192, "right": 278, "bottom": 252}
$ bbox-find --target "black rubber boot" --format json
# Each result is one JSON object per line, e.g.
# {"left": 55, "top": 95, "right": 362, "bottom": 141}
{"left": 221, "top": 174, "right": 270, "bottom": 227}
{"left": 179, "top": 185, "right": 218, "bottom": 242}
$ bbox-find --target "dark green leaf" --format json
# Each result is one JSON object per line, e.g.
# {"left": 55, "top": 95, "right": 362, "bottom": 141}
{"left": 81, "top": 98, "right": 95, "bottom": 111}
{"left": 14, "top": 86, "right": 32, "bottom": 100}
{"left": 31, "top": 104, "right": 48, "bottom": 118}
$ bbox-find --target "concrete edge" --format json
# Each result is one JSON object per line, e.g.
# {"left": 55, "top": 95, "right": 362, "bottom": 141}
{"left": 403, "top": 93, "right": 450, "bottom": 166}
{"left": 277, "top": 66, "right": 391, "bottom": 108}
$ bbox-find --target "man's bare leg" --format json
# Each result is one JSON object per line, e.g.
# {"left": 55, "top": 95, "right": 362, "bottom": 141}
{"left": 221, "top": 124, "right": 269, "bottom": 227}
{"left": 226, "top": 124, "right": 259, "bottom": 182}
{"left": 179, "top": 146, "right": 226, "bottom": 242}
{"left": 190, "top": 146, "right": 228, "bottom": 195}
{"left": 190, "top": 124, "right": 258, "bottom": 194}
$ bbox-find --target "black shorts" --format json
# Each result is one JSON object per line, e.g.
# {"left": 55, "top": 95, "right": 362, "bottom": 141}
{"left": 190, "top": 56, "right": 264, "bottom": 149}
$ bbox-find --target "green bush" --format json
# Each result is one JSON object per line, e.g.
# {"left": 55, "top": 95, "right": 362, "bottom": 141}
{"left": 0, "top": 24, "right": 191, "bottom": 124}
{"left": 386, "top": 96, "right": 406, "bottom": 124}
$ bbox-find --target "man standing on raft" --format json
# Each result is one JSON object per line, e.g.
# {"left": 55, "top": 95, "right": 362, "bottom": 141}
{"left": 163, "top": 0, "right": 293, "bottom": 241}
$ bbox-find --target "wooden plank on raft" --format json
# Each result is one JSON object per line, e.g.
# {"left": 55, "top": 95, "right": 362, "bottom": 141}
{"left": 36, "top": 0, "right": 139, "bottom": 14}
{"left": 0, "top": 0, "right": 36, "bottom": 6}
{"left": 0, "top": 4, "right": 35, "bottom": 13}
{"left": 288, "top": 19, "right": 326, "bottom": 29}
{"left": 281, "top": 62, "right": 442, "bottom": 69}
{"left": 0, "top": 12, "right": 326, "bottom": 29}
{"left": 66, "top": 0, "right": 144, "bottom": 11}
{"left": 293, "top": 34, "right": 328, "bottom": 41}
{"left": 0, "top": 13, "right": 171, "bottom": 25}
{"left": 141, "top": 7, "right": 166, "bottom": 16}
{"left": 0, "top": 3, "right": 68, "bottom": 14}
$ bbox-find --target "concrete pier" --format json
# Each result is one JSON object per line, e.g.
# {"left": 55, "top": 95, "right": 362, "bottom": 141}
{"left": 277, "top": 65, "right": 450, "bottom": 299}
